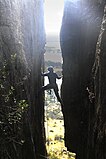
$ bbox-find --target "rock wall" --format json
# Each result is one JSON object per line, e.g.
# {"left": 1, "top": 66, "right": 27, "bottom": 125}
{"left": 0, "top": 0, "right": 46, "bottom": 158}
{"left": 87, "top": 6, "right": 106, "bottom": 159}
{"left": 60, "top": 0, "right": 105, "bottom": 159}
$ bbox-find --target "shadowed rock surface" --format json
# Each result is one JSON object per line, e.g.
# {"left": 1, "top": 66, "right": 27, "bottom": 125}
{"left": 60, "top": 0, "right": 106, "bottom": 159}
{"left": 0, "top": 0, "right": 106, "bottom": 159}
{"left": 0, "top": 0, "right": 46, "bottom": 158}
{"left": 88, "top": 6, "right": 106, "bottom": 159}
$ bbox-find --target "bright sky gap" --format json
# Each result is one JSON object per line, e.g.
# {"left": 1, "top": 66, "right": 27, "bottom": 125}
{"left": 44, "top": 0, "right": 64, "bottom": 35}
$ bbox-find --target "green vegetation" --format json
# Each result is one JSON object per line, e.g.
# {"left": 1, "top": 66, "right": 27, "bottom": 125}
{"left": 0, "top": 53, "right": 29, "bottom": 158}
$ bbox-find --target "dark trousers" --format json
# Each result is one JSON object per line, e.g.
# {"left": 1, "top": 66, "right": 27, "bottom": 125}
{"left": 42, "top": 83, "right": 63, "bottom": 105}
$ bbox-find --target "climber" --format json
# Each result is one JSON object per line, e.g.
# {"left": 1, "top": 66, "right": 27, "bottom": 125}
{"left": 41, "top": 66, "right": 63, "bottom": 106}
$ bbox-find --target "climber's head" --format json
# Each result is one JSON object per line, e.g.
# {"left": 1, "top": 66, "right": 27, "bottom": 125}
{"left": 48, "top": 66, "right": 54, "bottom": 72}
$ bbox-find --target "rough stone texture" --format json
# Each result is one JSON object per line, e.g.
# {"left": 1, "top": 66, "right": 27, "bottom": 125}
{"left": 60, "top": 0, "right": 105, "bottom": 159}
{"left": 87, "top": 6, "right": 106, "bottom": 159}
{"left": 0, "top": 0, "right": 46, "bottom": 158}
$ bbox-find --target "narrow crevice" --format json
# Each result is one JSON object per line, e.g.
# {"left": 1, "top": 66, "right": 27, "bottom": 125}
{"left": 43, "top": 1, "right": 73, "bottom": 158}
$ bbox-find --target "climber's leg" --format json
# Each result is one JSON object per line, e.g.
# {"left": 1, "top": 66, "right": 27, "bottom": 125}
{"left": 53, "top": 84, "right": 63, "bottom": 106}
{"left": 36, "top": 84, "right": 53, "bottom": 98}
{"left": 42, "top": 84, "right": 53, "bottom": 91}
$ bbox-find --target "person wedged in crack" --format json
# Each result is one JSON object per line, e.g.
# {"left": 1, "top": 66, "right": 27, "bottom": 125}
{"left": 41, "top": 66, "right": 63, "bottom": 106}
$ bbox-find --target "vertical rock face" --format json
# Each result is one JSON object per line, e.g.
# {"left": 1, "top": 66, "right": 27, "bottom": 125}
{"left": 88, "top": 6, "right": 106, "bottom": 159}
{"left": 0, "top": 0, "right": 46, "bottom": 158}
{"left": 60, "top": 0, "right": 105, "bottom": 159}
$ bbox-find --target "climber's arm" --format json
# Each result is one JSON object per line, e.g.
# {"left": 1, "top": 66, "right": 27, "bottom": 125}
{"left": 41, "top": 72, "right": 48, "bottom": 76}
{"left": 56, "top": 73, "right": 62, "bottom": 79}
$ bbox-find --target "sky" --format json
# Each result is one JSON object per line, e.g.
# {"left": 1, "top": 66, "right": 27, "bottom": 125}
{"left": 44, "top": 0, "right": 64, "bottom": 35}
